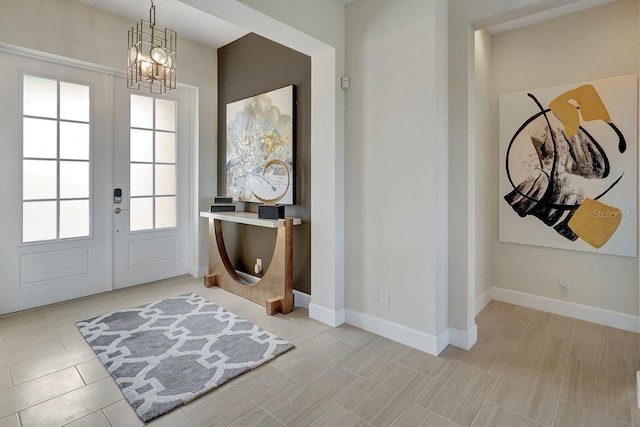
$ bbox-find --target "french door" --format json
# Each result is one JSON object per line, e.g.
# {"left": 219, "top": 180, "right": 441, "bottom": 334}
{"left": 112, "top": 77, "right": 190, "bottom": 289}
{"left": 0, "top": 53, "right": 192, "bottom": 314}
{"left": 0, "top": 53, "right": 113, "bottom": 313}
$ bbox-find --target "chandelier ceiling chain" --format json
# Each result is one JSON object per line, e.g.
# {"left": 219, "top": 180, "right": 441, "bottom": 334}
{"left": 127, "top": 0, "right": 177, "bottom": 95}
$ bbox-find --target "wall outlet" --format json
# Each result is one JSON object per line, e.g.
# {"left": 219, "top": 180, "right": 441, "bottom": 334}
{"left": 560, "top": 276, "right": 571, "bottom": 293}
{"left": 379, "top": 291, "right": 390, "bottom": 309}
{"left": 254, "top": 258, "right": 263, "bottom": 275}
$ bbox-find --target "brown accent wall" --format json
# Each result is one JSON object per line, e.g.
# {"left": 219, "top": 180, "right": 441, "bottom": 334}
{"left": 217, "top": 33, "right": 311, "bottom": 294}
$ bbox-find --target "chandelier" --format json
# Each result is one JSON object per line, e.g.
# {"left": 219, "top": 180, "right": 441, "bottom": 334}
{"left": 127, "top": 0, "right": 177, "bottom": 94}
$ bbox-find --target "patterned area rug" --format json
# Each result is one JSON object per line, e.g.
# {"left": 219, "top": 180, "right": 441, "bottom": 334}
{"left": 76, "top": 293, "right": 294, "bottom": 422}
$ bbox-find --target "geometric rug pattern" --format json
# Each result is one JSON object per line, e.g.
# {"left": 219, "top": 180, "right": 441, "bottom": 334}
{"left": 77, "top": 292, "right": 294, "bottom": 422}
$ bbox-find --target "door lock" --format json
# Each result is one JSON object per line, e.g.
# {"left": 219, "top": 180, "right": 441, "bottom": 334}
{"left": 114, "top": 188, "right": 122, "bottom": 204}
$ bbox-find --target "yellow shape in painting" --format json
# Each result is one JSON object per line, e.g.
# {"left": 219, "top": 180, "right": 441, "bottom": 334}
{"left": 549, "top": 85, "right": 611, "bottom": 138}
{"left": 568, "top": 198, "right": 622, "bottom": 249}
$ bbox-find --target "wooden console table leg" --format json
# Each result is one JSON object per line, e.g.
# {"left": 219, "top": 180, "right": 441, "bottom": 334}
{"left": 204, "top": 274, "right": 218, "bottom": 287}
{"left": 282, "top": 218, "right": 294, "bottom": 314}
{"left": 204, "top": 217, "right": 296, "bottom": 316}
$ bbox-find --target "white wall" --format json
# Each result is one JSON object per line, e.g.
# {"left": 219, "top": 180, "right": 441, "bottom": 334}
{"left": 488, "top": 0, "right": 639, "bottom": 315}
{"left": 0, "top": 0, "right": 218, "bottom": 270}
{"left": 474, "top": 29, "right": 494, "bottom": 299}
{"left": 448, "top": 0, "right": 628, "bottom": 339}
{"left": 344, "top": 0, "right": 448, "bottom": 337}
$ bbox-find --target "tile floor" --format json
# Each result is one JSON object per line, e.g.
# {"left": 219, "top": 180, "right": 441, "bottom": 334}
{"left": 0, "top": 276, "right": 638, "bottom": 427}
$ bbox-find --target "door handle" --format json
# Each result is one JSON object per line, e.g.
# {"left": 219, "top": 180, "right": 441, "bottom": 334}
{"left": 114, "top": 207, "right": 129, "bottom": 214}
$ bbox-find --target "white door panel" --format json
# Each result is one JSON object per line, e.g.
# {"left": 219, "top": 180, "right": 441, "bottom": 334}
{"left": 112, "top": 77, "right": 190, "bottom": 288}
{"left": 0, "top": 53, "right": 112, "bottom": 314}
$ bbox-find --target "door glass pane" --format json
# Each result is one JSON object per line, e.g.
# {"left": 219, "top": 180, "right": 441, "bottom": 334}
{"left": 155, "top": 99, "right": 175, "bottom": 131}
{"left": 60, "top": 122, "right": 90, "bottom": 160}
{"left": 23, "top": 118, "right": 57, "bottom": 159}
{"left": 60, "top": 82, "right": 90, "bottom": 122}
{"left": 131, "top": 163, "right": 153, "bottom": 196}
{"left": 23, "top": 201, "right": 57, "bottom": 242}
{"left": 155, "top": 132, "right": 175, "bottom": 163}
{"left": 60, "top": 161, "right": 89, "bottom": 199}
{"left": 23, "top": 160, "right": 56, "bottom": 200}
{"left": 130, "top": 129, "right": 153, "bottom": 162}
{"left": 23, "top": 75, "right": 57, "bottom": 118}
{"left": 60, "top": 200, "right": 89, "bottom": 238}
{"left": 130, "top": 197, "right": 153, "bottom": 231}
{"left": 131, "top": 95, "right": 153, "bottom": 129}
{"left": 155, "top": 165, "right": 175, "bottom": 196}
{"left": 155, "top": 196, "right": 176, "bottom": 228}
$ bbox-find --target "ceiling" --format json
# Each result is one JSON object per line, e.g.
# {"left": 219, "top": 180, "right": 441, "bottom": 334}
{"left": 74, "top": 0, "right": 249, "bottom": 49}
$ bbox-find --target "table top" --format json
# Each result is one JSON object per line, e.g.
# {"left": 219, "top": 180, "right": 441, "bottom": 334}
{"left": 200, "top": 211, "right": 302, "bottom": 228}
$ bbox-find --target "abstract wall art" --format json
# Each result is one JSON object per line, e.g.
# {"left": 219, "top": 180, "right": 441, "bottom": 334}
{"left": 499, "top": 75, "right": 638, "bottom": 257}
{"left": 226, "top": 85, "right": 295, "bottom": 205}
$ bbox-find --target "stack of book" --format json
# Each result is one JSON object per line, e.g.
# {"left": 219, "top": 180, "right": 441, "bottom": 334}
{"left": 210, "top": 197, "right": 236, "bottom": 212}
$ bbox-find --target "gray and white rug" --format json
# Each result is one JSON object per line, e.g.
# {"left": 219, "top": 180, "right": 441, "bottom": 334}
{"left": 76, "top": 292, "right": 294, "bottom": 422}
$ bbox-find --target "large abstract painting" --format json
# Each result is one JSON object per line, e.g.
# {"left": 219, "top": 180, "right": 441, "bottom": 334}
{"left": 499, "top": 75, "right": 637, "bottom": 257}
{"left": 226, "top": 85, "right": 295, "bottom": 205}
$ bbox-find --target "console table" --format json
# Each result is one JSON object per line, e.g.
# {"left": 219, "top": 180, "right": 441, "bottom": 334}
{"left": 200, "top": 212, "right": 302, "bottom": 315}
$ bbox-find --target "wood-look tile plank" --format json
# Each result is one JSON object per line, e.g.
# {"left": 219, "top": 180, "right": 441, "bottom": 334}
{"left": 453, "top": 332, "right": 517, "bottom": 376}
{"left": 64, "top": 410, "right": 111, "bottom": 427}
{"left": 0, "top": 414, "right": 19, "bottom": 427}
{"left": 309, "top": 405, "right": 370, "bottom": 427}
{"left": 390, "top": 403, "right": 459, "bottom": 427}
{"left": 571, "top": 321, "right": 626, "bottom": 368}
{"left": 339, "top": 361, "right": 431, "bottom": 427}
{"left": 414, "top": 361, "right": 497, "bottom": 427}
{"left": 471, "top": 402, "right": 545, "bottom": 427}
{"left": 262, "top": 362, "right": 364, "bottom": 427}
{"left": 479, "top": 303, "right": 534, "bottom": 341}
{"left": 76, "top": 358, "right": 109, "bottom": 384}
{"left": 0, "top": 338, "right": 66, "bottom": 370}
{"left": 561, "top": 358, "right": 632, "bottom": 425}
{"left": 146, "top": 409, "right": 196, "bottom": 427}
{"left": 61, "top": 330, "right": 88, "bottom": 348}
{"left": 0, "top": 313, "right": 51, "bottom": 338}
{"left": 9, "top": 343, "right": 96, "bottom": 385}
{"left": 524, "top": 312, "right": 576, "bottom": 342}
{"left": 333, "top": 337, "right": 406, "bottom": 378}
{"left": 102, "top": 400, "right": 142, "bottom": 427}
{"left": 392, "top": 347, "right": 449, "bottom": 377}
{"left": 227, "top": 407, "right": 285, "bottom": 427}
{"left": 0, "top": 367, "right": 84, "bottom": 419}
{"left": 103, "top": 399, "right": 196, "bottom": 427}
{"left": 1, "top": 322, "right": 78, "bottom": 348}
{"left": 553, "top": 400, "right": 629, "bottom": 427}
{"left": 488, "top": 331, "right": 569, "bottom": 426}
{"left": 270, "top": 332, "right": 353, "bottom": 380}
{"left": 182, "top": 366, "right": 295, "bottom": 427}
{"left": 19, "top": 377, "right": 123, "bottom": 427}
{"left": 0, "top": 369, "right": 10, "bottom": 391}
{"left": 325, "top": 324, "right": 378, "bottom": 348}
{"left": 253, "top": 315, "right": 329, "bottom": 345}
{"left": 475, "top": 300, "right": 501, "bottom": 326}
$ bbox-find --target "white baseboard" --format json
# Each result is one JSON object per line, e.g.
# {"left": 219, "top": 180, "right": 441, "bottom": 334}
{"left": 475, "top": 289, "right": 493, "bottom": 316}
{"left": 309, "top": 303, "right": 346, "bottom": 327}
{"left": 448, "top": 324, "right": 478, "bottom": 350}
{"left": 636, "top": 371, "right": 640, "bottom": 409}
{"left": 479, "top": 287, "right": 640, "bottom": 333}
{"left": 345, "top": 308, "right": 448, "bottom": 356}
{"left": 190, "top": 266, "right": 208, "bottom": 278}
{"left": 293, "top": 290, "right": 311, "bottom": 309}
